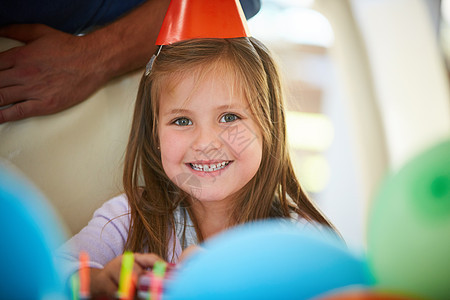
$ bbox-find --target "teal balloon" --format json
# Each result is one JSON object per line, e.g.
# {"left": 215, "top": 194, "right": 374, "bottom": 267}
{"left": 0, "top": 163, "right": 67, "bottom": 299}
{"left": 166, "top": 221, "right": 372, "bottom": 300}
{"left": 367, "top": 139, "right": 450, "bottom": 299}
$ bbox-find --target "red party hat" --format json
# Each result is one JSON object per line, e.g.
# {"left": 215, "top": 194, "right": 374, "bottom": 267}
{"left": 156, "top": 0, "right": 250, "bottom": 45}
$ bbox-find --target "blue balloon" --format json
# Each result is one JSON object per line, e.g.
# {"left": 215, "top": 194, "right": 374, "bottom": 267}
{"left": 0, "top": 163, "right": 67, "bottom": 299}
{"left": 166, "top": 221, "right": 372, "bottom": 300}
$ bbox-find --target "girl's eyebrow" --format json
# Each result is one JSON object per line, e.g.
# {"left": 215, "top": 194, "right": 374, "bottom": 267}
{"left": 164, "top": 108, "right": 192, "bottom": 116}
{"left": 216, "top": 104, "right": 245, "bottom": 110}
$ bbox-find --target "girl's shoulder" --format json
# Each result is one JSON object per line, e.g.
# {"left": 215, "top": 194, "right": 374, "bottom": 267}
{"left": 91, "top": 194, "right": 130, "bottom": 225}
{"left": 288, "top": 211, "right": 317, "bottom": 233}
{"left": 97, "top": 193, "right": 129, "bottom": 212}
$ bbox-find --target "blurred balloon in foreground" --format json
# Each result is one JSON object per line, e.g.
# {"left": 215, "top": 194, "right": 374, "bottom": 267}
{"left": 367, "top": 139, "right": 450, "bottom": 299}
{"left": 0, "top": 162, "right": 68, "bottom": 299}
{"left": 166, "top": 220, "right": 372, "bottom": 300}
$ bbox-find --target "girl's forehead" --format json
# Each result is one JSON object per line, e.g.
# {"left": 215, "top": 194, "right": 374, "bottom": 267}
{"left": 161, "top": 63, "right": 245, "bottom": 100}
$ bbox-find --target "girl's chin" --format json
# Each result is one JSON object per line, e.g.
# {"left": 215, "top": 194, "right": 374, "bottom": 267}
{"left": 190, "top": 195, "right": 228, "bottom": 202}
{"left": 187, "top": 189, "right": 232, "bottom": 203}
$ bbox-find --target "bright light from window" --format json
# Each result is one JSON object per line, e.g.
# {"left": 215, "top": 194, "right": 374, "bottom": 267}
{"left": 248, "top": 3, "right": 334, "bottom": 47}
{"left": 442, "top": 0, "right": 450, "bottom": 24}
{"left": 292, "top": 153, "right": 331, "bottom": 193}
{"left": 286, "top": 111, "right": 334, "bottom": 151}
{"left": 270, "top": 0, "right": 315, "bottom": 8}
{"left": 278, "top": 8, "right": 334, "bottom": 47}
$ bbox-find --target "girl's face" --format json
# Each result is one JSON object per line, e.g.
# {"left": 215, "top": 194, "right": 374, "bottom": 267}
{"left": 158, "top": 71, "right": 262, "bottom": 204}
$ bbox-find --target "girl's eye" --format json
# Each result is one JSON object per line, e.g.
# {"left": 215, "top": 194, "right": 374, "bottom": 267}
{"left": 174, "top": 117, "right": 192, "bottom": 126}
{"left": 220, "top": 113, "right": 240, "bottom": 123}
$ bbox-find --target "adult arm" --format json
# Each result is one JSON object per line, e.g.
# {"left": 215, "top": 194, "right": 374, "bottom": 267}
{"left": 0, "top": 0, "right": 170, "bottom": 123}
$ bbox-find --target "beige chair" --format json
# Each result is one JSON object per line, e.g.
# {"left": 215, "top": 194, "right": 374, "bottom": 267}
{"left": 0, "top": 37, "right": 142, "bottom": 236}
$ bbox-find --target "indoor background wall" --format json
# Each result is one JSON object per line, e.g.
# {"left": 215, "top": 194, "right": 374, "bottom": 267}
{"left": 1, "top": 0, "right": 449, "bottom": 251}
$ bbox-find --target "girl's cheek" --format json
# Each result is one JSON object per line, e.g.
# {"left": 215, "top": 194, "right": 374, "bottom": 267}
{"left": 220, "top": 123, "right": 260, "bottom": 157}
{"left": 160, "top": 131, "right": 190, "bottom": 160}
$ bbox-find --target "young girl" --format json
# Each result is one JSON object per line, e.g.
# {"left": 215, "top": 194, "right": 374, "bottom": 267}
{"left": 57, "top": 37, "right": 335, "bottom": 298}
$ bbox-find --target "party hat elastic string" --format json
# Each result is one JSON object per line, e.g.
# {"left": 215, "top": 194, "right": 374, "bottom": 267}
{"left": 145, "top": 46, "right": 162, "bottom": 76}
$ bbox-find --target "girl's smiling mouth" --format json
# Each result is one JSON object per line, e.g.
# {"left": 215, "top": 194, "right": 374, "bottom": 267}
{"left": 187, "top": 161, "right": 233, "bottom": 172}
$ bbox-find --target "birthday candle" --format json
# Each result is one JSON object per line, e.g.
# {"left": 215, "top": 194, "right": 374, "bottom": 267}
{"left": 70, "top": 272, "right": 80, "bottom": 300}
{"left": 79, "top": 251, "right": 90, "bottom": 298}
{"left": 151, "top": 261, "right": 167, "bottom": 300}
{"left": 152, "top": 261, "right": 167, "bottom": 278}
{"left": 129, "top": 273, "right": 137, "bottom": 300}
{"left": 150, "top": 272, "right": 162, "bottom": 300}
{"left": 118, "top": 251, "right": 134, "bottom": 300}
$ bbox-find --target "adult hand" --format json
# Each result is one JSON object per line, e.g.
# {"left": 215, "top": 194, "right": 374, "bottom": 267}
{"left": 90, "top": 252, "right": 165, "bottom": 299}
{"left": 0, "top": 0, "right": 170, "bottom": 124}
{"left": 0, "top": 24, "right": 108, "bottom": 123}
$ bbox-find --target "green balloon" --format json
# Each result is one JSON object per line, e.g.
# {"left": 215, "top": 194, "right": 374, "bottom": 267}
{"left": 367, "top": 139, "right": 450, "bottom": 300}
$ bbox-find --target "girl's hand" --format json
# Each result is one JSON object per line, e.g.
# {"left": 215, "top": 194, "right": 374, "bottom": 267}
{"left": 90, "top": 253, "right": 165, "bottom": 299}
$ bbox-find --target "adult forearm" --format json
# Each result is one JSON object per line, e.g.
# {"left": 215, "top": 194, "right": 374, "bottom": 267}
{"left": 83, "top": 0, "right": 170, "bottom": 81}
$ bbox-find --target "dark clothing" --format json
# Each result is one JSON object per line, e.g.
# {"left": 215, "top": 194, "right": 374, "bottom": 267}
{"left": 0, "top": 0, "right": 261, "bottom": 34}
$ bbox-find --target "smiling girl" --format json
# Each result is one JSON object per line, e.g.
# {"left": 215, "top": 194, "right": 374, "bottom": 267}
{"left": 57, "top": 37, "right": 336, "bottom": 299}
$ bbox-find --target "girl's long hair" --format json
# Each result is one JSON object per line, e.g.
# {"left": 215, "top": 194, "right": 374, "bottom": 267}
{"left": 123, "top": 37, "right": 335, "bottom": 261}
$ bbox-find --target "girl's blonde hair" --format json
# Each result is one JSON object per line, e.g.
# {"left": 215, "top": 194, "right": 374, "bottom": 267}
{"left": 123, "top": 37, "right": 334, "bottom": 261}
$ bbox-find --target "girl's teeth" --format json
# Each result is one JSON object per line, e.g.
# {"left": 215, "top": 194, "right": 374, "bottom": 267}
{"left": 190, "top": 161, "right": 230, "bottom": 172}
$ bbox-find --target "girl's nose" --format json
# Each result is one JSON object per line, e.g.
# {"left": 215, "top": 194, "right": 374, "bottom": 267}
{"left": 191, "top": 126, "right": 223, "bottom": 156}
